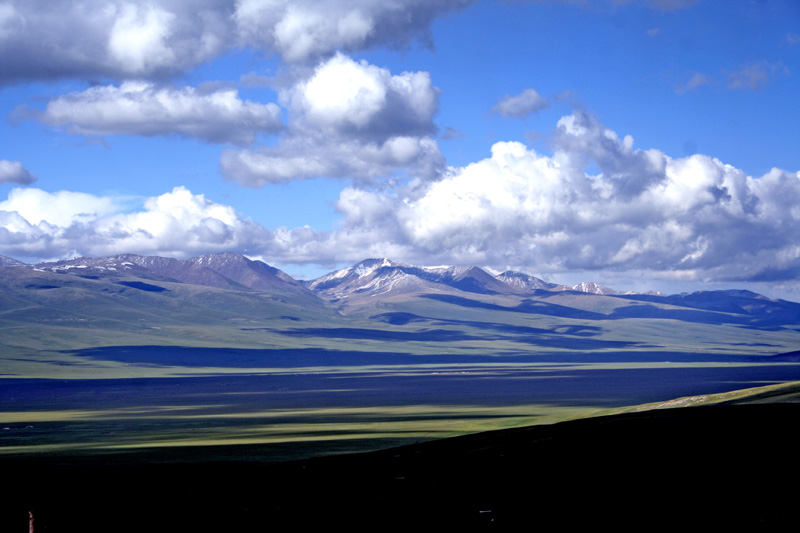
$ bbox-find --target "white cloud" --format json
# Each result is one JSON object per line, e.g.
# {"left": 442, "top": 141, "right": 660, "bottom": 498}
{"left": 11, "top": 46, "right": 441, "bottom": 184}
{"left": 89, "top": 187, "right": 270, "bottom": 256}
{"left": 2, "top": 3, "right": 450, "bottom": 196}
{"left": 107, "top": 3, "right": 176, "bottom": 74}
{"left": 234, "top": 0, "right": 475, "bottom": 63}
{"left": 299, "top": 55, "right": 388, "bottom": 128}
{"left": 221, "top": 136, "right": 443, "bottom": 186}
{"left": 286, "top": 53, "right": 439, "bottom": 140}
{"left": 0, "top": 1, "right": 231, "bottom": 83}
{"left": 0, "top": 0, "right": 473, "bottom": 83}
{"left": 26, "top": 81, "right": 282, "bottom": 145}
{"left": 220, "top": 53, "right": 443, "bottom": 185}
{"left": 266, "top": 4, "right": 373, "bottom": 63}
{"left": 0, "top": 4, "right": 18, "bottom": 38}
{"left": 0, "top": 186, "right": 272, "bottom": 260}
{"left": 290, "top": 112, "right": 800, "bottom": 283}
{"left": 492, "top": 89, "right": 549, "bottom": 118}
{"left": 4, "top": 116, "right": 800, "bottom": 285}
{"left": 0, "top": 188, "right": 122, "bottom": 227}
{"left": 0, "top": 160, "right": 37, "bottom": 185}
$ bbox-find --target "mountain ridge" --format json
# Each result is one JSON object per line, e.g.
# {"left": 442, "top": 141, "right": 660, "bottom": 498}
{"left": 0, "top": 253, "right": 787, "bottom": 305}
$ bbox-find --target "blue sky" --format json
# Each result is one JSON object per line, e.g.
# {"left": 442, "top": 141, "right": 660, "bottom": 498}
{"left": 1, "top": 0, "right": 799, "bottom": 297}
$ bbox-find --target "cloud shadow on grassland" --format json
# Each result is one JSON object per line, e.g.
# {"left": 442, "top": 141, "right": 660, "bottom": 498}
{"left": 370, "top": 311, "right": 604, "bottom": 337}
{"left": 419, "top": 293, "right": 800, "bottom": 330}
{"left": 275, "top": 326, "right": 642, "bottom": 349}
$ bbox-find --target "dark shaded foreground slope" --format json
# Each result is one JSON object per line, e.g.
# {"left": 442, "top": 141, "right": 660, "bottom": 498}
{"left": 4, "top": 404, "right": 799, "bottom": 532}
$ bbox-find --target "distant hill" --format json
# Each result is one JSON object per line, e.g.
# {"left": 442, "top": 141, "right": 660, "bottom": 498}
{"left": 0, "top": 253, "right": 337, "bottom": 352}
{"left": 0, "top": 255, "right": 26, "bottom": 268}
{"left": 494, "top": 269, "right": 559, "bottom": 291}
{"left": 31, "top": 252, "right": 315, "bottom": 298}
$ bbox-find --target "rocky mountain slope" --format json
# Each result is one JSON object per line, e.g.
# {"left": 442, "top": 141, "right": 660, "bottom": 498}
{"left": 304, "top": 258, "right": 520, "bottom": 299}
{"left": 303, "top": 257, "right": 636, "bottom": 299}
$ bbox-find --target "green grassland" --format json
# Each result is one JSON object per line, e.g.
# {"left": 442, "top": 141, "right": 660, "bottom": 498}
{"left": 4, "top": 287, "right": 798, "bottom": 379}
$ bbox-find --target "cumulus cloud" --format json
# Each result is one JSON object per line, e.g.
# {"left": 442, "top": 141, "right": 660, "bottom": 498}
{"left": 0, "top": 160, "right": 37, "bottom": 185}
{"left": 492, "top": 89, "right": 549, "bottom": 118}
{"left": 285, "top": 112, "right": 800, "bottom": 284}
{"left": 234, "top": 0, "right": 475, "bottom": 63}
{"left": 5, "top": 117, "right": 800, "bottom": 286}
{"left": 0, "top": 0, "right": 473, "bottom": 83}
{"left": 217, "top": 111, "right": 800, "bottom": 285}
{"left": 21, "top": 81, "right": 283, "bottom": 145}
{"left": 285, "top": 53, "right": 438, "bottom": 140}
{"left": 0, "top": 186, "right": 272, "bottom": 259}
{"left": 221, "top": 136, "right": 443, "bottom": 186}
{"left": 0, "top": 1, "right": 231, "bottom": 83}
{"left": 221, "top": 53, "right": 443, "bottom": 185}
{"left": 0, "top": 188, "right": 125, "bottom": 227}
{"left": 10, "top": 47, "right": 443, "bottom": 185}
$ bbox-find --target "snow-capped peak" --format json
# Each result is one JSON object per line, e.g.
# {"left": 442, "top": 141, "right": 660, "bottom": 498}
{"left": 354, "top": 258, "right": 397, "bottom": 277}
{"left": 570, "top": 281, "right": 617, "bottom": 295}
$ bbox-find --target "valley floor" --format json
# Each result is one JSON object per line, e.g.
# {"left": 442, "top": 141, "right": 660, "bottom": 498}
{"left": 5, "top": 354, "right": 800, "bottom": 456}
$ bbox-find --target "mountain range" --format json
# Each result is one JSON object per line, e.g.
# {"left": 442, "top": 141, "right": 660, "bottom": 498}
{"left": 17, "top": 253, "right": 626, "bottom": 299}
{"left": 2, "top": 251, "right": 797, "bottom": 318}
{"left": 3, "top": 251, "right": 800, "bottom": 360}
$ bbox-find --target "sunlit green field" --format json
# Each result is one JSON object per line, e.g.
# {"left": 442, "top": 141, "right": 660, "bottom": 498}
{"left": 0, "top": 404, "right": 579, "bottom": 455}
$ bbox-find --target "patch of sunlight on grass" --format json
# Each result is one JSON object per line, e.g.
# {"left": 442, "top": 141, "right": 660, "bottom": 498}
{"left": 0, "top": 403, "right": 598, "bottom": 454}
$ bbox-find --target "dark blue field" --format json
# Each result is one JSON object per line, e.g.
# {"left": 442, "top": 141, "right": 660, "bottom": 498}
{"left": 5, "top": 348, "right": 800, "bottom": 412}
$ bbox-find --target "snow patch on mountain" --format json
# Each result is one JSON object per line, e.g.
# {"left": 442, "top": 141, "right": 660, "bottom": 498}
{"left": 495, "top": 271, "right": 558, "bottom": 291}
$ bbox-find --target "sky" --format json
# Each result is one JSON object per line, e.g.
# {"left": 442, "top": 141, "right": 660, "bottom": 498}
{"left": 0, "top": 0, "right": 799, "bottom": 298}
